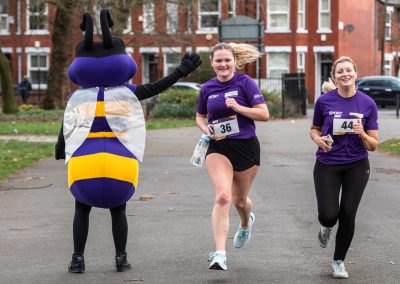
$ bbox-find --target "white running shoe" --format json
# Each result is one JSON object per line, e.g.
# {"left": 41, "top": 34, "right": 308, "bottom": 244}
{"left": 208, "top": 252, "right": 227, "bottom": 271}
{"left": 318, "top": 226, "right": 332, "bottom": 248}
{"left": 234, "top": 212, "right": 255, "bottom": 248}
{"left": 331, "top": 260, "right": 349, "bottom": 279}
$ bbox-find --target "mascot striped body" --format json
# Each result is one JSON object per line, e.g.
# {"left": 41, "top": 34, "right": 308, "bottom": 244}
{"left": 64, "top": 10, "right": 144, "bottom": 209}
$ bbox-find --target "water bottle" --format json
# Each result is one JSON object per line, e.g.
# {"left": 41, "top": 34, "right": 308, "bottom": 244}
{"left": 190, "top": 134, "right": 210, "bottom": 167}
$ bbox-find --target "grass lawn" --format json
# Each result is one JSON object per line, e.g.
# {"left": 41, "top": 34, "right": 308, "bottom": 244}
{"left": 379, "top": 139, "right": 400, "bottom": 155}
{"left": 0, "top": 140, "right": 54, "bottom": 181}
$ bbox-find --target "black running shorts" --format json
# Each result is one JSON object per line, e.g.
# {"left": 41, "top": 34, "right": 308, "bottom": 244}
{"left": 206, "top": 137, "right": 260, "bottom": 171}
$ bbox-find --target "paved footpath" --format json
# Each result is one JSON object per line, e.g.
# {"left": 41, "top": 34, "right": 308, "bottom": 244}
{"left": 0, "top": 110, "right": 399, "bottom": 284}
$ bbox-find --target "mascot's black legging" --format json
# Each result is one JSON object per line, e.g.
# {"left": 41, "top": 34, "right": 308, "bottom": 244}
{"left": 73, "top": 200, "right": 128, "bottom": 254}
{"left": 313, "top": 158, "right": 370, "bottom": 261}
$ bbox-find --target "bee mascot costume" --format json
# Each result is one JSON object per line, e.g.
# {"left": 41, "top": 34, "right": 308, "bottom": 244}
{"left": 55, "top": 9, "right": 201, "bottom": 273}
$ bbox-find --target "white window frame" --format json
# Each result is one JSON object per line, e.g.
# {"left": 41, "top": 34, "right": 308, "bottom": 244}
{"left": 317, "top": 0, "right": 331, "bottom": 33}
{"left": 26, "top": 0, "right": 49, "bottom": 35}
{"left": 167, "top": 1, "right": 179, "bottom": 34}
{"left": 228, "top": 0, "right": 236, "bottom": 18}
{"left": 296, "top": 49, "right": 306, "bottom": 73}
{"left": 162, "top": 47, "right": 181, "bottom": 76}
{"left": 384, "top": 53, "right": 393, "bottom": 75}
{"left": 0, "top": 0, "right": 10, "bottom": 34}
{"left": 297, "top": 0, "right": 307, "bottom": 33}
{"left": 266, "top": 0, "right": 291, "bottom": 33}
{"left": 385, "top": 6, "right": 393, "bottom": 41}
{"left": 26, "top": 47, "right": 50, "bottom": 90}
{"left": 197, "top": 0, "right": 219, "bottom": 34}
{"left": 266, "top": 50, "right": 291, "bottom": 78}
{"left": 143, "top": 2, "right": 155, "bottom": 34}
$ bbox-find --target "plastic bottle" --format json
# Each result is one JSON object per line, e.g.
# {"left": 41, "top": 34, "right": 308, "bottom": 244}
{"left": 190, "top": 134, "right": 210, "bottom": 167}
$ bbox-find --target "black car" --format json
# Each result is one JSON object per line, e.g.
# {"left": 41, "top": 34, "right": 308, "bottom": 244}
{"left": 356, "top": 76, "right": 400, "bottom": 107}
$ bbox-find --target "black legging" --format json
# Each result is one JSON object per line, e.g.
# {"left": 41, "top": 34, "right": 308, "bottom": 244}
{"left": 313, "top": 158, "right": 370, "bottom": 261}
{"left": 72, "top": 200, "right": 128, "bottom": 254}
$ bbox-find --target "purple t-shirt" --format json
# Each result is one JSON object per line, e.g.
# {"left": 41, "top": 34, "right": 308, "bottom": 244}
{"left": 197, "top": 72, "right": 265, "bottom": 139}
{"left": 312, "top": 89, "right": 379, "bottom": 165}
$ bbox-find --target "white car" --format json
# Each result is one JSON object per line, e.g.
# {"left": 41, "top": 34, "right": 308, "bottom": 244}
{"left": 170, "top": 82, "right": 202, "bottom": 91}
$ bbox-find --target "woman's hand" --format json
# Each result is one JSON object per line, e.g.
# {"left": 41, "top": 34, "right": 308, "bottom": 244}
{"left": 313, "top": 136, "right": 333, "bottom": 152}
{"left": 353, "top": 120, "right": 365, "bottom": 136}
{"left": 225, "top": 97, "right": 241, "bottom": 112}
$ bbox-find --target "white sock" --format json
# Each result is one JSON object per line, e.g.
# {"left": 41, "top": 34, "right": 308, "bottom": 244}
{"left": 215, "top": 250, "right": 226, "bottom": 256}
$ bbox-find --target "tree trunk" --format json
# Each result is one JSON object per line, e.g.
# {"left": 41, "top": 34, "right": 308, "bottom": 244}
{"left": 43, "top": 0, "right": 76, "bottom": 109}
{"left": 0, "top": 50, "right": 18, "bottom": 114}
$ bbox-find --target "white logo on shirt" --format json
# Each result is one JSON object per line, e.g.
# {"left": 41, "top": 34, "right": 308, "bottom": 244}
{"left": 329, "top": 111, "right": 342, "bottom": 117}
{"left": 208, "top": 94, "right": 219, "bottom": 100}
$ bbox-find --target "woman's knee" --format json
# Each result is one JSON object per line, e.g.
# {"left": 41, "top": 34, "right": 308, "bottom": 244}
{"left": 215, "top": 191, "right": 231, "bottom": 206}
{"left": 318, "top": 212, "right": 338, "bottom": 227}
{"left": 232, "top": 197, "right": 247, "bottom": 210}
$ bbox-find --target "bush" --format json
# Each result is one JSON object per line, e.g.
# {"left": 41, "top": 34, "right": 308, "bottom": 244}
{"left": 150, "top": 89, "right": 198, "bottom": 118}
{"left": 262, "top": 90, "right": 282, "bottom": 119}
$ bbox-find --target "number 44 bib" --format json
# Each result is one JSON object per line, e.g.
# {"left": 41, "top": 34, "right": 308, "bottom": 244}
{"left": 212, "top": 115, "right": 240, "bottom": 140}
{"left": 333, "top": 118, "right": 359, "bottom": 135}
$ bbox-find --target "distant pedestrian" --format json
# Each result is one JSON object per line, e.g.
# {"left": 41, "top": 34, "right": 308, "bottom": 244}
{"left": 18, "top": 75, "right": 32, "bottom": 104}
{"left": 310, "top": 56, "right": 379, "bottom": 279}
{"left": 195, "top": 42, "right": 269, "bottom": 271}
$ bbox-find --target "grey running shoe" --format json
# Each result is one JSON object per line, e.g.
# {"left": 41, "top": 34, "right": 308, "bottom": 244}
{"left": 331, "top": 260, "right": 349, "bottom": 279}
{"left": 318, "top": 226, "right": 332, "bottom": 248}
{"left": 234, "top": 212, "right": 255, "bottom": 248}
{"left": 208, "top": 252, "right": 227, "bottom": 271}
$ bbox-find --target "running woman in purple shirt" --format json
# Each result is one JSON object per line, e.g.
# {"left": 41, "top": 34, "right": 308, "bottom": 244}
{"left": 196, "top": 43, "right": 269, "bottom": 271}
{"left": 310, "top": 56, "right": 379, "bottom": 279}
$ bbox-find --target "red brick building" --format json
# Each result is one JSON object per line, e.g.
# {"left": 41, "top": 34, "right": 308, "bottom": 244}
{"left": 1, "top": 0, "right": 400, "bottom": 104}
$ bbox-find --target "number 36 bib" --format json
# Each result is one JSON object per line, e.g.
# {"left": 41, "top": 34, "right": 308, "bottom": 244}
{"left": 212, "top": 115, "right": 240, "bottom": 140}
{"left": 333, "top": 118, "right": 358, "bottom": 135}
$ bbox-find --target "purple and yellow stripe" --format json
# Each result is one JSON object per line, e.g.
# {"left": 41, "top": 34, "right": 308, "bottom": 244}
{"left": 68, "top": 88, "right": 139, "bottom": 208}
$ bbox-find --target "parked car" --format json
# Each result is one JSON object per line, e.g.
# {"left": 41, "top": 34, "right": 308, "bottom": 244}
{"left": 356, "top": 75, "right": 400, "bottom": 107}
{"left": 170, "top": 82, "right": 202, "bottom": 91}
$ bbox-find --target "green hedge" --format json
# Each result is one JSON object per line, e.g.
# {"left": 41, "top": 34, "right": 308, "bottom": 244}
{"left": 151, "top": 88, "right": 284, "bottom": 119}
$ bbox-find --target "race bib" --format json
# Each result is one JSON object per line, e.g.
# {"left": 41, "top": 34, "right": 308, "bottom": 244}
{"left": 333, "top": 118, "right": 358, "bottom": 135}
{"left": 212, "top": 116, "right": 240, "bottom": 139}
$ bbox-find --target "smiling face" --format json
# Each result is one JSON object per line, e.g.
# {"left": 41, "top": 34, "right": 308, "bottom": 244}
{"left": 332, "top": 59, "right": 357, "bottom": 89}
{"left": 211, "top": 48, "right": 236, "bottom": 82}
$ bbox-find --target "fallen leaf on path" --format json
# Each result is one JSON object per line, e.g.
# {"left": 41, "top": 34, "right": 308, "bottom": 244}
{"left": 138, "top": 194, "right": 154, "bottom": 201}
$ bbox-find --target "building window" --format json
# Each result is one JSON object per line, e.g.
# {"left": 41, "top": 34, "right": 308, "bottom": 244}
{"left": 27, "top": 0, "right": 48, "bottom": 34}
{"left": 297, "top": 0, "right": 306, "bottom": 31}
{"left": 198, "top": 0, "right": 219, "bottom": 33}
{"left": 297, "top": 52, "right": 305, "bottom": 73}
{"left": 29, "top": 53, "right": 48, "bottom": 90}
{"left": 167, "top": 2, "right": 178, "bottom": 34}
{"left": 267, "top": 0, "right": 290, "bottom": 32}
{"left": 228, "top": 0, "right": 236, "bottom": 18}
{"left": 164, "top": 53, "right": 181, "bottom": 75}
{"left": 0, "top": 0, "right": 9, "bottom": 33}
{"left": 267, "top": 52, "right": 290, "bottom": 77}
{"left": 385, "top": 7, "right": 393, "bottom": 40}
{"left": 318, "top": 0, "right": 330, "bottom": 31}
{"left": 384, "top": 57, "right": 392, "bottom": 75}
{"left": 143, "top": 2, "right": 155, "bottom": 33}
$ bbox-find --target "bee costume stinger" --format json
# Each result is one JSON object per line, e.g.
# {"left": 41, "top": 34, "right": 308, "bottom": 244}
{"left": 55, "top": 9, "right": 201, "bottom": 273}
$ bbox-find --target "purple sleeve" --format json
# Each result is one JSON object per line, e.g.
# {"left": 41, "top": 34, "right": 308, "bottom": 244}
{"left": 197, "top": 88, "right": 207, "bottom": 115}
{"left": 312, "top": 98, "right": 324, "bottom": 127}
{"left": 245, "top": 77, "right": 265, "bottom": 105}
{"left": 365, "top": 103, "right": 379, "bottom": 131}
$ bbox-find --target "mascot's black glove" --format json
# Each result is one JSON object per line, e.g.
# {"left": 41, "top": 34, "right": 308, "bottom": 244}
{"left": 176, "top": 53, "right": 202, "bottom": 77}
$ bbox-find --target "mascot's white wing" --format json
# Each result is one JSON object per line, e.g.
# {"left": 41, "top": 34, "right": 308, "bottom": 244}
{"left": 104, "top": 86, "right": 146, "bottom": 162}
{"left": 63, "top": 88, "right": 98, "bottom": 163}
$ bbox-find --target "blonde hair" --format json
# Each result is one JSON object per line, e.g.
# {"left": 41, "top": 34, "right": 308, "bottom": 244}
{"left": 330, "top": 56, "right": 358, "bottom": 79}
{"left": 210, "top": 42, "right": 262, "bottom": 69}
{"left": 321, "top": 77, "right": 337, "bottom": 94}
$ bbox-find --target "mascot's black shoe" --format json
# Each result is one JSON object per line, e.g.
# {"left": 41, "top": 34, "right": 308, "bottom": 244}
{"left": 115, "top": 252, "right": 131, "bottom": 272}
{"left": 68, "top": 253, "right": 85, "bottom": 273}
